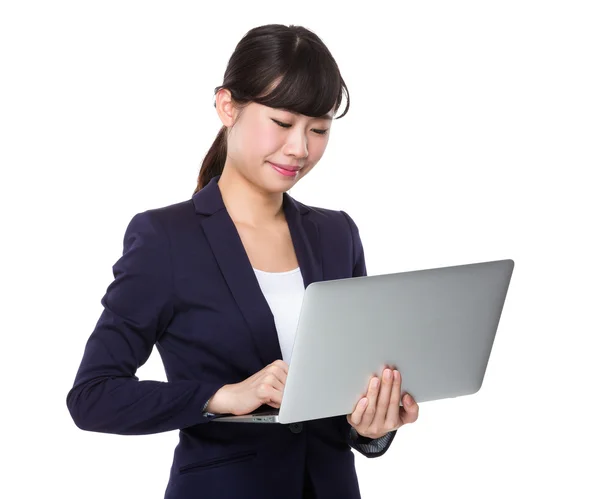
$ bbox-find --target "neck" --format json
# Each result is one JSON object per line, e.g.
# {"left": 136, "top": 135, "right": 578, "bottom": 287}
{"left": 217, "top": 166, "right": 285, "bottom": 227}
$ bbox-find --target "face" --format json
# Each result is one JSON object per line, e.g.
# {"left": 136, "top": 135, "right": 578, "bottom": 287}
{"left": 216, "top": 88, "right": 333, "bottom": 192}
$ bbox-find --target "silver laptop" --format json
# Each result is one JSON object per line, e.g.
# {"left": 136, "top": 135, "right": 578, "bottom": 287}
{"left": 210, "top": 258, "right": 514, "bottom": 424}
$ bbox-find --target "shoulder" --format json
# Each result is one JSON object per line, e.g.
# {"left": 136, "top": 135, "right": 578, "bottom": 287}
{"left": 136, "top": 198, "right": 195, "bottom": 225}
{"left": 291, "top": 197, "right": 358, "bottom": 232}
{"left": 121, "top": 199, "right": 196, "bottom": 247}
{"left": 128, "top": 198, "right": 196, "bottom": 227}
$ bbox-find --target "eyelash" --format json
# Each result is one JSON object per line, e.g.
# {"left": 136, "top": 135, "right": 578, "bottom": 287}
{"left": 272, "top": 119, "right": 328, "bottom": 135}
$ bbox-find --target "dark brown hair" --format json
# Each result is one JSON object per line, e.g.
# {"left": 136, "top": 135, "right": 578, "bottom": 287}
{"left": 193, "top": 24, "right": 350, "bottom": 194}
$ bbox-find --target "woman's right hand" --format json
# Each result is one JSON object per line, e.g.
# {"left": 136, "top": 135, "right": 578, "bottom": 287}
{"left": 205, "top": 360, "right": 289, "bottom": 415}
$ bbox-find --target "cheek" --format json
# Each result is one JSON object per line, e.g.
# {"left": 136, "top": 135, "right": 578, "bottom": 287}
{"left": 242, "top": 122, "right": 279, "bottom": 158}
{"left": 305, "top": 139, "right": 327, "bottom": 166}
{"left": 313, "top": 138, "right": 328, "bottom": 158}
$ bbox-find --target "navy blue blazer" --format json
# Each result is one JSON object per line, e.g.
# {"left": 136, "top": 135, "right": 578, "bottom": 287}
{"left": 66, "top": 174, "right": 397, "bottom": 499}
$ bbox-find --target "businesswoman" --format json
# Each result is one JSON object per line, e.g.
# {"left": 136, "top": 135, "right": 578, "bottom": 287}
{"left": 66, "top": 24, "right": 419, "bottom": 499}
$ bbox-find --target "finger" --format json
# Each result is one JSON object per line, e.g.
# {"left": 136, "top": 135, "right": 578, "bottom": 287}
{"left": 385, "top": 369, "right": 402, "bottom": 428}
{"left": 267, "top": 364, "right": 288, "bottom": 386}
{"left": 272, "top": 360, "right": 289, "bottom": 374}
{"left": 263, "top": 373, "right": 285, "bottom": 391}
{"left": 373, "top": 368, "right": 394, "bottom": 427}
{"left": 259, "top": 384, "right": 283, "bottom": 408}
{"left": 399, "top": 393, "right": 419, "bottom": 425}
{"left": 267, "top": 386, "right": 283, "bottom": 408}
{"left": 348, "top": 396, "right": 369, "bottom": 426}
{"left": 362, "top": 375, "right": 380, "bottom": 427}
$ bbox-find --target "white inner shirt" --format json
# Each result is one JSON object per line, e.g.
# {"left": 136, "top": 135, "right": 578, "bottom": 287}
{"left": 252, "top": 266, "right": 304, "bottom": 366}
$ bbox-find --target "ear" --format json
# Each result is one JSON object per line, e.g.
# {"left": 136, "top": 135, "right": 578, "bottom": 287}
{"left": 215, "top": 88, "right": 239, "bottom": 128}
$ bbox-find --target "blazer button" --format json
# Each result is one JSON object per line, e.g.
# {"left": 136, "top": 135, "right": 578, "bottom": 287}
{"left": 289, "top": 423, "right": 303, "bottom": 434}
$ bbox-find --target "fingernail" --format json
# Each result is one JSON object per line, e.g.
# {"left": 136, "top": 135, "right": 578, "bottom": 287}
{"left": 360, "top": 398, "right": 368, "bottom": 407}
{"left": 372, "top": 378, "right": 379, "bottom": 388}
{"left": 384, "top": 369, "right": 392, "bottom": 381}
{"left": 405, "top": 395, "right": 413, "bottom": 406}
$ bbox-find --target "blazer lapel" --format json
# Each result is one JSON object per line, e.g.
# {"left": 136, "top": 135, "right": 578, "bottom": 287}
{"left": 192, "top": 174, "right": 323, "bottom": 367}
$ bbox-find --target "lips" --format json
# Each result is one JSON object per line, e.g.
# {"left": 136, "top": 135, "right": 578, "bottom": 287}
{"left": 268, "top": 162, "right": 301, "bottom": 172}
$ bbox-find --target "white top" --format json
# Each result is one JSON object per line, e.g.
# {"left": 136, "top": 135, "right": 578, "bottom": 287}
{"left": 252, "top": 266, "right": 304, "bottom": 366}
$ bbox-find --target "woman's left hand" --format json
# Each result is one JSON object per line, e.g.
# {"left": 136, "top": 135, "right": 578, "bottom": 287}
{"left": 347, "top": 367, "right": 419, "bottom": 439}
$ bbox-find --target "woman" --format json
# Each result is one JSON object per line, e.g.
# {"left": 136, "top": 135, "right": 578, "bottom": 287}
{"left": 66, "top": 24, "right": 419, "bottom": 499}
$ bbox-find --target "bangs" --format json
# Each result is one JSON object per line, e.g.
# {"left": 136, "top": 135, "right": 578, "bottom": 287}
{"left": 254, "top": 40, "right": 348, "bottom": 120}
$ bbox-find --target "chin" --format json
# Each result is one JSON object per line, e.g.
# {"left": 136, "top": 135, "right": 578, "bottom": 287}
{"left": 267, "top": 179, "right": 298, "bottom": 194}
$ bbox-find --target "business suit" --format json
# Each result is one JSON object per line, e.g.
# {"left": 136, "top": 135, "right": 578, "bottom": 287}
{"left": 66, "top": 174, "right": 397, "bottom": 498}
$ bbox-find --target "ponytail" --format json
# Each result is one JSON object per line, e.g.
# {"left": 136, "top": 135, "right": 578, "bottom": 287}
{"left": 194, "top": 125, "right": 228, "bottom": 194}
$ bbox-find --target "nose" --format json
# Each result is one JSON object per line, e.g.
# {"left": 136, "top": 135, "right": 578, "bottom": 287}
{"left": 283, "top": 129, "right": 309, "bottom": 160}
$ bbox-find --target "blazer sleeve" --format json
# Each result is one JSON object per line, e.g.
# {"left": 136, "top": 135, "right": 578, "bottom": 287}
{"left": 66, "top": 211, "right": 224, "bottom": 435}
{"left": 340, "top": 210, "right": 398, "bottom": 458}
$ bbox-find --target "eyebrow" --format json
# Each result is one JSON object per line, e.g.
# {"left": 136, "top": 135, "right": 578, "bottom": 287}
{"left": 281, "top": 109, "right": 333, "bottom": 121}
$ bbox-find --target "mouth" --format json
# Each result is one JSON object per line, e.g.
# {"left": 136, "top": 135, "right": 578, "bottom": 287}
{"left": 267, "top": 161, "right": 302, "bottom": 172}
{"left": 268, "top": 161, "right": 301, "bottom": 178}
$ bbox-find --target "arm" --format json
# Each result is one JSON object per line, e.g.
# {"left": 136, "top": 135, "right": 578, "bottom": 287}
{"left": 340, "top": 210, "right": 397, "bottom": 458}
{"left": 66, "top": 211, "right": 224, "bottom": 435}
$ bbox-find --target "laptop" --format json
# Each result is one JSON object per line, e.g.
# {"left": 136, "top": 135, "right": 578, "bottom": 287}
{"left": 210, "top": 258, "right": 514, "bottom": 424}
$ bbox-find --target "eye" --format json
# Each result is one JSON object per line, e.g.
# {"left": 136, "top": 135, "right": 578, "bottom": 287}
{"left": 272, "top": 119, "right": 291, "bottom": 129}
{"left": 271, "top": 119, "right": 328, "bottom": 135}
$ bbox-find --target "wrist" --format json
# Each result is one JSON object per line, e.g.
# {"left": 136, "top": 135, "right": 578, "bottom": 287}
{"left": 206, "top": 384, "right": 232, "bottom": 414}
{"left": 349, "top": 425, "right": 377, "bottom": 443}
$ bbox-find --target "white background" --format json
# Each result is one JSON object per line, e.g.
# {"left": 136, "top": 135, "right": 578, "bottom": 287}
{"left": 2, "top": 1, "right": 598, "bottom": 498}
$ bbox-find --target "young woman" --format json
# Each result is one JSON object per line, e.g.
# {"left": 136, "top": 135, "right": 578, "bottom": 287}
{"left": 66, "top": 24, "right": 419, "bottom": 499}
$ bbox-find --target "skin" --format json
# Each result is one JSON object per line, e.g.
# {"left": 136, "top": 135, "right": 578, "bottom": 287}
{"left": 347, "top": 367, "right": 419, "bottom": 440}
{"left": 213, "top": 88, "right": 420, "bottom": 439}
{"left": 214, "top": 87, "right": 331, "bottom": 227}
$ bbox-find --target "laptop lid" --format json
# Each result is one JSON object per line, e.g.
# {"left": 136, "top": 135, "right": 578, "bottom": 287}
{"left": 274, "top": 258, "right": 514, "bottom": 424}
